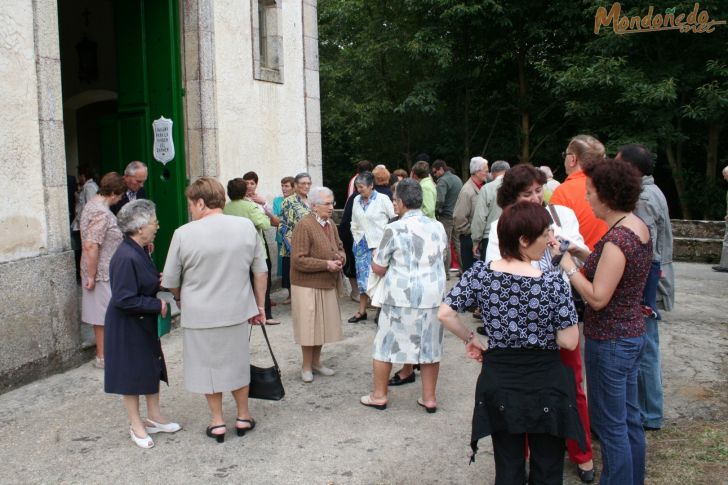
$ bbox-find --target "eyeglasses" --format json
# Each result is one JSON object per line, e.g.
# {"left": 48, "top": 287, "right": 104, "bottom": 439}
{"left": 318, "top": 201, "right": 336, "bottom": 207}
{"left": 562, "top": 151, "right": 573, "bottom": 159}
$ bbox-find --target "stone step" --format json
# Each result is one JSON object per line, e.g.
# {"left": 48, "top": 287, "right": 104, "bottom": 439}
{"left": 673, "top": 237, "right": 721, "bottom": 263}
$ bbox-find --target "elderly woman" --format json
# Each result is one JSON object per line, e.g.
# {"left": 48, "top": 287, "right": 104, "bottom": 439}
{"left": 348, "top": 171, "right": 395, "bottom": 323}
{"left": 162, "top": 177, "right": 267, "bottom": 443}
{"left": 80, "top": 172, "right": 126, "bottom": 368}
{"left": 555, "top": 159, "right": 652, "bottom": 485}
{"left": 484, "top": 164, "right": 595, "bottom": 481}
{"left": 439, "top": 201, "right": 585, "bottom": 484}
{"left": 290, "top": 187, "right": 345, "bottom": 382}
{"left": 279, "top": 172, "right": 313, "bottom": 304}
{"left": 359, "top": 179, "right": 447, "bottom": 411}
{"left": 105, "top": 200, "right": 178, "bottom": 449}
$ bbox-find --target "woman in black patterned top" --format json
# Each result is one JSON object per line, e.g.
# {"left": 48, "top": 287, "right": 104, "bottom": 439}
{"left": 438, "top": 201, "right": 585, "bottom": 484}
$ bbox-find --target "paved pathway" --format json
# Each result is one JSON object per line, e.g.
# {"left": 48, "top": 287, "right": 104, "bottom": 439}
{"left": 0, "top": 262, "right": 725, "bottom": 484}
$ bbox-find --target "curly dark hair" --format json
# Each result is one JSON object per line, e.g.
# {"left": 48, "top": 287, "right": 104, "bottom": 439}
{"left": 496, "top": 164, "right": 547, "bottom": 209}
{"left": 583, "top": 158, "right": 641, "bottom": 212}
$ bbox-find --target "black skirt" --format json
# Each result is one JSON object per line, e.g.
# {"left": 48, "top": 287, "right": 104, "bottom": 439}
{"left": 470, "top": 347, "right": 586, "bottom": 460}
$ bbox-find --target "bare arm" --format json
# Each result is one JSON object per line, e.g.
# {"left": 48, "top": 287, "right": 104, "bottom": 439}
{"left": 556, "top": 325, "right": 579, "bottom": 350}
{"left": 81, "top": 240, "right": 99, "bottom": 290}
{"left": 561, "top": 242, "right": 625, "bottom": 311}
{"left": 371, "top": 260, "right": 388, "bottom": 277}
{"left": 437, "top": 303, "right": 487, "bottom": 362}
{"left": 250, "top": 272, "right": 267, "bottom": 325}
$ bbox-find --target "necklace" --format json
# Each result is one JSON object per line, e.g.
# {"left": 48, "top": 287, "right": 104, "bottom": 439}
{"left": 608, "top": 214, "right": 628, "bottom": 232}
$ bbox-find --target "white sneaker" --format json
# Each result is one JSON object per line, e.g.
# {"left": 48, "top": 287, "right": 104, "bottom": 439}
{"left": 145, "top": 419, "right": 182, "bottom": 434}
{"left": 301, "top": 370, "right": 314, "bottom": 383}
{"left": 312, "top": 366, "right": 335, "bottom": 376}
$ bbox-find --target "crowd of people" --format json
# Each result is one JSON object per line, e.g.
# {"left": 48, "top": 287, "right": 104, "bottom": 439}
{"left": 72, "top": 134, "right": 681, "bottom": 483}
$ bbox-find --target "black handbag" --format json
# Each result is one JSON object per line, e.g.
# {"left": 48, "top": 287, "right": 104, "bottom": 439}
{"left": 248, "top": 324, "right": 285, "bottom": 400}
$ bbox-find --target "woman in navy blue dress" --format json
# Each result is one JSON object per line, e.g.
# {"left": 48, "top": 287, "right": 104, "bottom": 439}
{"left": 105, "top": 200, "right": 180, "bottom": 449}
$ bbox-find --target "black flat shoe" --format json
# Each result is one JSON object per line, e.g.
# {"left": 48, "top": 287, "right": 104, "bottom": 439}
{"left": 236, "top": 418, "right": 256, "bottom": 437}
{"left": 347, "top": 312, "right": 367, "bottom": 323}
{"left": 577, "top": 466, "right": 595, "bottom": 483}
{"left": 206, "top": 424, "right": 226, "bottom": 443}
{"left": 388, "top": 371, "right": 415, "bottom": 386}
{"left": 712, "top": 266, "right": 728, "bottom": 273}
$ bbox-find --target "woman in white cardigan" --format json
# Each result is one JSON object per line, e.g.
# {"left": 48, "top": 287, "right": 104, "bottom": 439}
{"left": 349, "top": 171, "right": 395, "bottom": 322}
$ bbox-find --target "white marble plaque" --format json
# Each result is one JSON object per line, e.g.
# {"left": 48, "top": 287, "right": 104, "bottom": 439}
{"left": 152, "top": 116, "right": 175, "bottom": 164}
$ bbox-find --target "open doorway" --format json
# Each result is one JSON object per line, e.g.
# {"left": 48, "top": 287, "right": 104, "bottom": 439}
{"left": 58, "top": 0, "right": 188, "bottom": 268}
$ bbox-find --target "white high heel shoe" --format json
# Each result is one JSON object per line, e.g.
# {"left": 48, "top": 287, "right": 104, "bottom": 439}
{"left": 129, "top": 426, "right": 154, "bottom": 449}
{"left": 145, "top": 419, "right": 181, "bottom": 434}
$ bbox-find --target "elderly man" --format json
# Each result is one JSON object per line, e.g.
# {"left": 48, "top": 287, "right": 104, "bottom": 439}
{"left": 713, "top": 166, "right": 728, "bottom": 272}
{"left": 617, "top": 144, "right": 675, "bottom": 432}
{"left": 432, "top": 160, "right": 463, "bottom": 273}
{"left": 453, "top": 156, "right": 488, "bottom": 272}
{"left": 471, "top": 160, "right": 510, "bottom": 260}
{"left": 111, "top": 161, "right": 148, "bottom": 215}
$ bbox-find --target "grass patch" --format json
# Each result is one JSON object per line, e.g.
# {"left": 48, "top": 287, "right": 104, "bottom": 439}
{"left": 646, "top": 416, "right": 728, "bottom": 484}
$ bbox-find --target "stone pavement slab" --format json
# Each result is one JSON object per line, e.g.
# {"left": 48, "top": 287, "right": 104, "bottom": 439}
{"left": 0, "top": 262, "right": 725, "bottom": 484}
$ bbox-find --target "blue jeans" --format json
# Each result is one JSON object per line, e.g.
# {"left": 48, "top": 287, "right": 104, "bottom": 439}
{"left": 586, "top": 336, "right": 646, "bottom": 485}
{"left": 638, "top": 262, "right": 663, "bottom": 428}
{"left": 638, "top": 317, "right": 662, "bottom": 428}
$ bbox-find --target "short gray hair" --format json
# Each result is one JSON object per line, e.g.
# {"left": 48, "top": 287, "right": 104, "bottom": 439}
{"left": 354, "top": 171, "right": 374, "bottom": 187}
{"left": 539, "top": 165, "right": 554, "bottom": 179}
{"left": 394, "top": 178, "right": 422, "bottom": 209}
{"left": 117, "top": 199, "right": 156, "bottom": 235}
{"left": 124, "top": 160, "right": 147, "bottom": 176}
{"left": 490, "top": 160, "right": 511, "bottom": 174}
{"left": 294, "top": 172, "right": 312, "bottom": 184}
{"left": 469, "top": 156, "right": 488, "bottom": 174}
{"left": 309, "top": 186, "right": 334, "bottom": 206}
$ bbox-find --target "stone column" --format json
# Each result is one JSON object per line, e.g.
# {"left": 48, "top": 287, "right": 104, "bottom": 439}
{"left": 302, "top": 0, "right": 322, "bottom": 185}
{"left": 182, "top": 0, "right": 220, "bottom": 179}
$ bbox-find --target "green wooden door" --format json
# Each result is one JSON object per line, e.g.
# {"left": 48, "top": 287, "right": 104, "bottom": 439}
{"left": 109, "top": 0, "right": 187, "bottom": 267}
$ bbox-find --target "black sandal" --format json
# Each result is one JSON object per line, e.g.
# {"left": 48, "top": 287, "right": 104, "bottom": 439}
{"left": 206, "top": 424, "right": 226, "bottom": 443}
{"left": 347, "top": 312, "right": 368, "bottom": 323}
{"left": 236, "top": 418, "right": 256, "bottom": 437}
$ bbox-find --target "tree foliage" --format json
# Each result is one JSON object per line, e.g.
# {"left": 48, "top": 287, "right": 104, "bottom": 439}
{"left": 319, "top": 0, "right": 728, "bottom": 218}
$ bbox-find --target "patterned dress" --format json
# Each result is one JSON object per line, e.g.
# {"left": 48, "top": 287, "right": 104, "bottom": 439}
{"left": 371, "top": 209, "right": 448, "bottom": 363}
{"left": 79, "top": 196, "right": 123, "bottom": 325}
{"left": 278, "top": 194, "right": 311, "bottom": 257}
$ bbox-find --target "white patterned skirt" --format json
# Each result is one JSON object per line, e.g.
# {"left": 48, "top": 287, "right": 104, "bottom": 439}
{"left": 372, "top": 304, "right": 444, "bottom": 364}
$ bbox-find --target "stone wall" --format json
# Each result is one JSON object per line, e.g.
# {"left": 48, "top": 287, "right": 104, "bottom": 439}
{"left": 0, "top": 1, "right": 80, "bottom": 392}
{"left": 672, "top": 219, "right": 723, "bottom": 263}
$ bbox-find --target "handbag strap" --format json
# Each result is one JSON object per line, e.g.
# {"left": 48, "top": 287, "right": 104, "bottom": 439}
{"left": 249, "top": 324, "right": 281, "bottom": 372}
{"left": 547, "top": 204, "right": 562, "bottom": 228}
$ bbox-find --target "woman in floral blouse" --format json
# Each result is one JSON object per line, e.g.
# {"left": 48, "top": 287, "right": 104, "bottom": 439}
{"left": 278, "top": 172, "right": 312, "bottom": 304}
{"left": 80, "top": 172, "right": 126, "bottom": 368}
{"left": 439, "top": 201, "right": 585, "bottom": 484}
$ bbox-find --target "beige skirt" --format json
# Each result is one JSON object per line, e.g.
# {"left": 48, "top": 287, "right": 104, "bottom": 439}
{"left": 81, "top": 280, "right": 111, "bottom": 326}
{"left": 291, "top": 285, "right": 343, "bottom": 346}
{"left": 183, "top": 323, "right": 250, "bottom": 394}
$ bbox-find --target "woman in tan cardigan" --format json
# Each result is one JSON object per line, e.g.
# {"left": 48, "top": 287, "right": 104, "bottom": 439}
{"left": 290, "top": 186, "right": 346, "bottom": 382}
